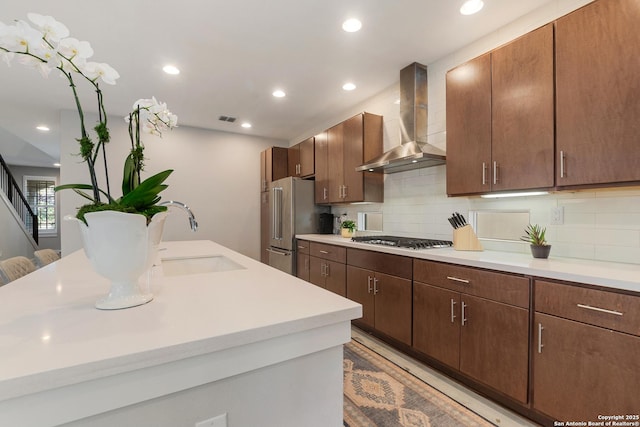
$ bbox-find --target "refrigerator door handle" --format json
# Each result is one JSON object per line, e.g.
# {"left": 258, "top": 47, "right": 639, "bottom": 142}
{"left": 272, "top": 186, "right": 283, "bottom": 240}
{"left": 266, "top": 248, "right": 291, "bottom": 256}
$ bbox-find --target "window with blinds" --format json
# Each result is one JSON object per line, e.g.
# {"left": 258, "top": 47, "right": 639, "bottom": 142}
{"left": 23, "top": 176, "right": 57, "bottom": 234}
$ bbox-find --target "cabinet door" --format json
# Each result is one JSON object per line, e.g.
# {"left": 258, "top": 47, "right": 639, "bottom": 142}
{"left": 556, "top": 0, "right": 640, "bottom": 187}
{"left": 324, "top": 259, "right": 346, "bottom": 297}
{"left": 342, "top": 114, "right": 364, "bottom": 202}
{"left": 299, "top": 137, "right": 315, "bottom": 177}
{"left": 346, "top": 266, "right": 375, "bottom": 329}
{"left": 327, "top": 123, "right": 344, "bottom": 202}
{"left": 374, "top": 272, "right": 412, "bottom": 345}
{"left": 288, "top": 144, "right": 300, "bottom": 177}
{"left": 533, "top": 313, "right": 640, "bottom": 420}
{"left": 491, "top": 24, "right": 554, "bottom": 191}
{"left": 446, "top": 54, "right": 492, "bottom": 196}
{"left": 314, "top": 131, "right": 329, "bottom": 203}
{"left": 413, "top": 282, "right": 460, "bottom": 369}
{"left": 308, "top": 256, "right": 326, "bottom": 289}
{"left": 459, "top": 295, "right": 529, "bottom": 403}
{"left": 296, "top": 252, "right": 309, "bottom": 281}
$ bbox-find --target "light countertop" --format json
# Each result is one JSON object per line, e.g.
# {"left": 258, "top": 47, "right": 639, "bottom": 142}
{"left": 297, "top": 234, "right": 640, "bottom": 294}
{"left": 0, "top": 240, "right": 361, "bottom": 403}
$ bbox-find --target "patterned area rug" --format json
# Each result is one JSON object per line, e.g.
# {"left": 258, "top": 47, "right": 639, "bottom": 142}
{"left": 344, "top": 340, "right": 494, "bottom": 427}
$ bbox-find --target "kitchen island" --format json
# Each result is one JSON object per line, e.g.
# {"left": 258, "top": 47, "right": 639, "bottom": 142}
{"left": 0, "top": 240, "right": 361, "bottom": 427}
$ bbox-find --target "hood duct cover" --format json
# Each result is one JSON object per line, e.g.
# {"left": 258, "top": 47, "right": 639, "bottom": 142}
{"left": 356, "top": 62, "right": 446, "bottom": 173}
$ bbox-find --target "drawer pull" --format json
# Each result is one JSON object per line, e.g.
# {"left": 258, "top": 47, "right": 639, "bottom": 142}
{"left": 447, "top": 276, "right": 470, "bottom": 284}
{"left": 577, "top": 304, "right": 623, "bottom": 316}
{"left": 319, "top": 250, "right": 329, "bottom": 254}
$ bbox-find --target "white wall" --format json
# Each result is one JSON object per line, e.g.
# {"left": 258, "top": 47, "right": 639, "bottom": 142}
{"left": 0, "top": 191, "right": 38, "bottom": 262}
{"left": 60, "top": 110, "right": 286, "bottom": 259}
{"left": 292, "top": 0, "right": 640, "bottom": 266}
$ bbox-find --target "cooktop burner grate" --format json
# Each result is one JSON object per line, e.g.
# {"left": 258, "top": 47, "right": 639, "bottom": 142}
{"left": 351, "top": 235, "right": 453, "bottom": 249}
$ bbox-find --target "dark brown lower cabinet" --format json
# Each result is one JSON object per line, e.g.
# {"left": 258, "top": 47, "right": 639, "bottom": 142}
{"left": 412, "top": 259, "right": 530, "bottom": 404}
{"left": 309, "top": 257, "right": 346, "bottom": 296}
{"left": 533, "top": 313, "right": 640, "bottom": 421}
{"left": 459, "top": 295, "right": 529, "bottom": 404}
{"left": 346, "top": 265, "right": 412, "bottom": 345}
{"left": 295, "top": 240, "right": 310, "bottom": 281}
{"left": 413, "top": 283, "right": 460, "bottom": 368}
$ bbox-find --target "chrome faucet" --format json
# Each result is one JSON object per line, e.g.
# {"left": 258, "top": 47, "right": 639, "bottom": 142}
{"left": 158, "top": 200, "right": 198, "bottom": 232}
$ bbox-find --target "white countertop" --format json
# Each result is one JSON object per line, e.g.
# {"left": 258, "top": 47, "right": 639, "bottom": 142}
{"left": 297, "top": 234, "right": 640, "bottom": 294}
{"left": 0, "top": 240, "right": 361, "bottom": 402}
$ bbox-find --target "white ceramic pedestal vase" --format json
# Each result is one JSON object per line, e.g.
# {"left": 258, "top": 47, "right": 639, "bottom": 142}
{"left": 74, "top": 210, "right": 168, "bottom": 310}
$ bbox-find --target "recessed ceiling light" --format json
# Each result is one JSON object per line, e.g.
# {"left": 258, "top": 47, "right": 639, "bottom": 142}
{"left": 241, "top": 122, "right": 252, "bottom": 128}
{"left": 342, "top": 82, "right": 356, "bottom": 91}
{"left": 272, "top": 89, "right": 286, "bottom": 98}
{"left": 36, "top": 125, "right": 50, "bottom": 131}
{"left": 460, "top": 0, "right": 484, "bottom": 15}
{"left": 342, "top": 18, "right": 362, "bottom": 32}
{"left": 53, "top": 163, "right": 61, "bottom": 167}
{"left": 163, "top": 65, "right": 180, "bottom": 75}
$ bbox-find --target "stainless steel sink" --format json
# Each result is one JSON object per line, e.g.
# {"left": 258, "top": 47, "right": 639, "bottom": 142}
{"left": 160, "top": 255, "right": 245, "bottom": 277}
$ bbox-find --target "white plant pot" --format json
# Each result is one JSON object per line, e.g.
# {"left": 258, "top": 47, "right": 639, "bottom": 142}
{"left": 71, "top": 210, "right": 168, "bottom": 310}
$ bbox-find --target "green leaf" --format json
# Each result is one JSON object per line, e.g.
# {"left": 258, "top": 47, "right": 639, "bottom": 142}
{"left": 119, "top": 169, "right": 172, "bottom": 210}
{"left": 122, "top": 154, "right": 135, "bottom": 196}
{"left": 54, "top": 183, "right": 115, "bottom": 204}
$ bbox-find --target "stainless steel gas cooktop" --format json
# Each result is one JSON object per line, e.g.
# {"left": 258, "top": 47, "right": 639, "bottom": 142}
{"left": 351, "top": 235, "right": 453, "bottom": 250}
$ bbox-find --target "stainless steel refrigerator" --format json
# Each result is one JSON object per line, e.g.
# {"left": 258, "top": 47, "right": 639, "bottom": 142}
{"left": 267, "top": 177, "right": 329, "bottom": 275}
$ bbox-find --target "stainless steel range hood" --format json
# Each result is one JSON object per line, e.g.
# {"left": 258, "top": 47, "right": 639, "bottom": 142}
{"left": 356, "top": 62, "right": 446, "bottom": 174}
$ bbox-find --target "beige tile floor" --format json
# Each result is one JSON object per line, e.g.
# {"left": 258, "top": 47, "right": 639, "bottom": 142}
{"left": 350, "top": 327, "right": 540, "bottom": 427}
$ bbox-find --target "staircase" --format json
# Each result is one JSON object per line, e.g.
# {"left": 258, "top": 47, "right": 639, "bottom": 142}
{"left": 0, "top": 154, "right": 38, "bottom": 244}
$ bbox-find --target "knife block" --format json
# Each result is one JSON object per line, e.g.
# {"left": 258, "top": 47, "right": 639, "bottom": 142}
{"left": 453, "top": 225, "right": 483, "bottom": 251}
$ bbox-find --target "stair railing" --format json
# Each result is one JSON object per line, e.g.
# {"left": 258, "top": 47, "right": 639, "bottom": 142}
{"left": 0, "top": 154, "right": 38, "bottom": 244}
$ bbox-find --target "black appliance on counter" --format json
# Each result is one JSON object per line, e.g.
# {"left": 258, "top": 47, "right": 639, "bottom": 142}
{"left": 318, "top": 213, "right": 334, "bottom": 234}
{"left": 351, "top": 235, "right": 453, "bottom": 249}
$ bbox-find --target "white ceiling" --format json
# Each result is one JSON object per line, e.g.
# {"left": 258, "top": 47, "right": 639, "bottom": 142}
{"left": 0, "top": 0, "right": 553, "bottom": 167}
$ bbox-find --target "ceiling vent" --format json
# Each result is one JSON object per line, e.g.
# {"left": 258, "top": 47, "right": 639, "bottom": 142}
{"left": 218, "top": 115, "right": 236, "bottom": 123}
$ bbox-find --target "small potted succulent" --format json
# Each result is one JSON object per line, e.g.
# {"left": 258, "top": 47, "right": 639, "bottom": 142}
{"left": 341, "top": 220, "right": 357, "bottom": 238}
{"left": 521, "top": 224, "right": 551, "bottom": 259}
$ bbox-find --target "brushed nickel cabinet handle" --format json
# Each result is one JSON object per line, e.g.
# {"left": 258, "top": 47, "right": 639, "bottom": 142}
{"left": 560, "top": 150, "right": 565, "bottom": 178}
{"left": 367, "top": 276, "right": 373, "bottom": 293}
{"left": 577, "top": 304, "right": 623, "bottom": 316}
{"left": 373, "top": 277, "right": 379, "bottom": 295}
{"left": 319, "top": 250, "right": 329, "bottom": 254}
{"left": 323, "top": 187, "right": 327, "bottom": 200}
{"left": 461, "top": 301, "right": 467, "bottom": 326}
{"left": 450, "top": 299, "right": 457, "bottom": 323}
{"left": 325, "top": 263, "right": 330, "bottom": 276}
{"left": 447, "top": 276, "right": 470, "bottom": 284}
{"left": 493, "top": 161, "right": 498, "bottom": 185}
{"left": 482, "top": 162, "right": 487, "bottom": 185}
{"left": 538, "top": 323, "right": 544, "bottom": 353}
{"left": 343, "top": 185, "right": 348, "bottom": 198}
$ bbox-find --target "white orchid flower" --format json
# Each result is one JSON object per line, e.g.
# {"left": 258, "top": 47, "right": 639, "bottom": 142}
{"left": 27, "top": 13, "right": 69, "bottom": 42}
{"left": 83, "top": 61, "right": 119, "bottom": 85}
{"left": 57, "top": 37, "right": 93, "bottom": 60}
{"left": 1, "top": 20, "right": 43, "bottom": 53}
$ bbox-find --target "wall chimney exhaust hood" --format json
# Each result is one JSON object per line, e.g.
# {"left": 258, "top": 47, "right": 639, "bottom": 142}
{"left": 356, "top": 62, "right": 446, "bottom": 174}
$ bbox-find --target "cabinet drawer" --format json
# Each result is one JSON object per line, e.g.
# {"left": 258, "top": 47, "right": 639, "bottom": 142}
{"left": 414, "top": 259, "right": 529, "bottom": 308}
{"left": 535, "top": 280, "right": 640, "bottom": 336}
{"left": 309, "top": 242, "right": 346, "bottom": 263}
{"left": 296, "top": 239, "right": 310, "bottom": 254}
{"left": 347, "top": 248, "right": 412, "bottom": 280}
